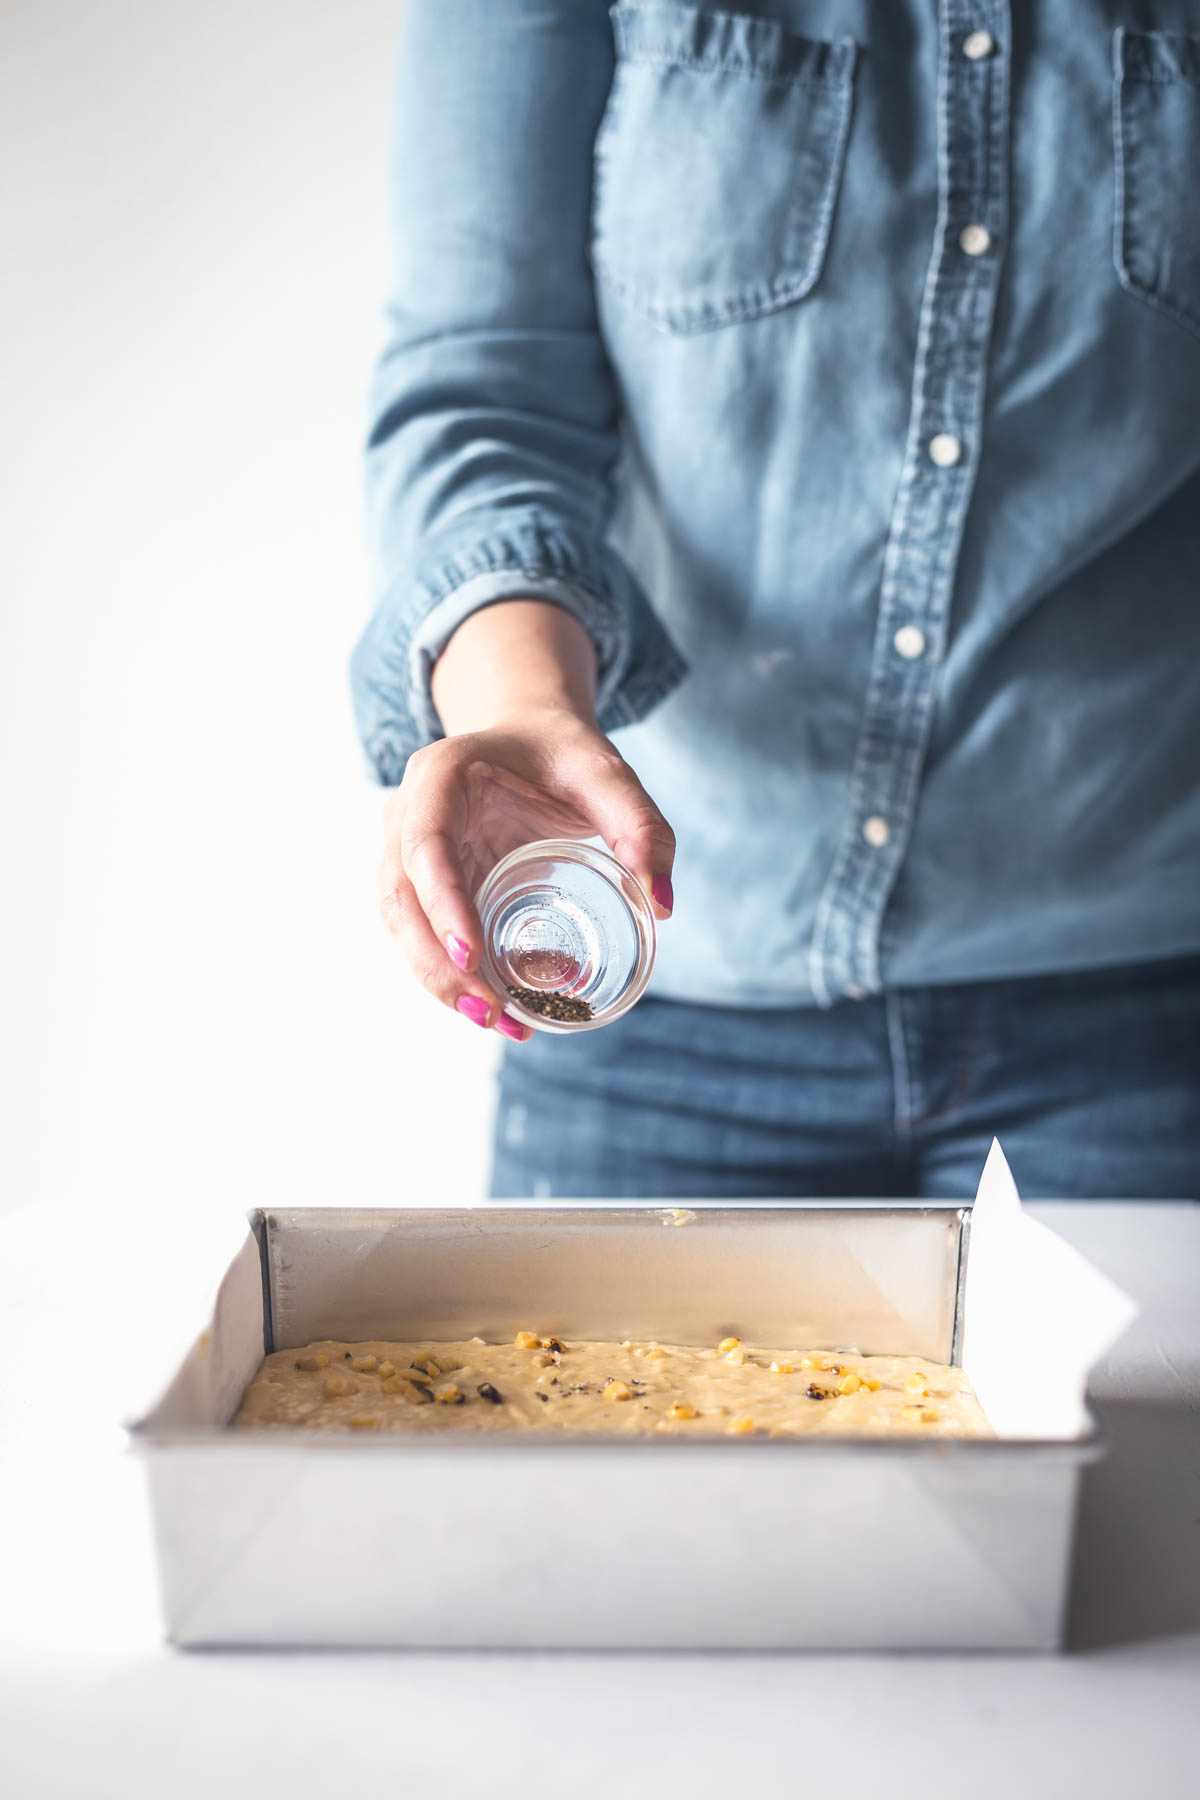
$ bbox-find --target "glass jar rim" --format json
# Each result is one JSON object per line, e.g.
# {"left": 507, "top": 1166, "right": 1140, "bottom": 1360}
{"left": 475, "top": 838, "right": 657, "bottom": 1032}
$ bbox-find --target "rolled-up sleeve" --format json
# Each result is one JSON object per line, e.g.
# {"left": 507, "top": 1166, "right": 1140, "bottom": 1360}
{"left": 350, "top": 0, "right": 688, "bottom": 785}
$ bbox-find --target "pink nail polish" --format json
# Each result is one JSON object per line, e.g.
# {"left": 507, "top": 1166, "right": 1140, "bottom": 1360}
{"left": 456, "top": 995, "right": 490, "bottom": 1028}
{"left": 651, "top": 873, "right": 674, "bottom": 914}
{"left": 494, "top": 1011, "right": 529, "bottom": 1042}
{"left": 445, "top": 934, "right": 472, "bottom": 971}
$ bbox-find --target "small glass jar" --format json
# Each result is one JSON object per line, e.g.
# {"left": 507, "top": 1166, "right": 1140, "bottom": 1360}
{"left": 475, "top": 839, "right": 657, "bottom": 1033}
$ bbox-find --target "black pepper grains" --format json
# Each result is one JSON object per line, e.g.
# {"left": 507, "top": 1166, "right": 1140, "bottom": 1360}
{"left": 506, "top": 984, "right": 594, "bottom": 1024}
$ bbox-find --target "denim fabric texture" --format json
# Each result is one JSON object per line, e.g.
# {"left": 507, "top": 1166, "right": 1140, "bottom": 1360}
{"left": 353, "top": 1, "right": 1200, "bottom": 1008}
{"left": 490, "top": 955, "right": 1200, "bottom": 1198}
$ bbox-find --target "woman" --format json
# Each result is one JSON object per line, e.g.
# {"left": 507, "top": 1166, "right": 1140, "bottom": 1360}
{"left": 352, "top": 1, "right": 1200, "bottom": 1199}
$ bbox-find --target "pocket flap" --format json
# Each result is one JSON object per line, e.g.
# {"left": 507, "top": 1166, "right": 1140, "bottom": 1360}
{"left": 1113, "top": 28, "right": 1200, "bottom": 341}
{"left": 1115, "top": 26, "right": 1200, "bottom": 86}
{"left": 611, "top": 3, "right": 855, "bottom": 85}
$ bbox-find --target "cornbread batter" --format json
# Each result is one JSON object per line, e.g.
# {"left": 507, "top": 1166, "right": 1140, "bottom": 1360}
{"left": 232, "top": 1333, "right": 991, "bottom": 1437}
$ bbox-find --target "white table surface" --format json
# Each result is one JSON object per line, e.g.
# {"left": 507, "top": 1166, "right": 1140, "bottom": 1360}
{"left": 2, "top": 1198, "right": 1198, "bottom": 1800}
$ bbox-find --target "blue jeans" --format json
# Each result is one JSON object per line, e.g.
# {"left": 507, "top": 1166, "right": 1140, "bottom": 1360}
{"left": 490, "top": 956, "right": 1200, "bottom": 1199}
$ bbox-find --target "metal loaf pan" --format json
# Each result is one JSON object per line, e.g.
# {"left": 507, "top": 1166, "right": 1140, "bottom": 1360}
{"left": 130, "top": 1204, "right": 1100, "bottom": 1651}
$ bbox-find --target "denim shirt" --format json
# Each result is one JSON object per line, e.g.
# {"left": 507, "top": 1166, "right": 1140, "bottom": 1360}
{"left": 351, "top": 1, "right": 1200, "bottom": 1008}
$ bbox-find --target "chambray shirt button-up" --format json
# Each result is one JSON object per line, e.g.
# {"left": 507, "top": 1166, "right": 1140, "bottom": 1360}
{"left": 352, "top": 2, "right": 1200, "bottom": 1011}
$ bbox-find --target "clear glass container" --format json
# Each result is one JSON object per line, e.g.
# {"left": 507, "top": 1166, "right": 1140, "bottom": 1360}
{"left": 475, "top": 839, "right": 657, "bottom": 1033}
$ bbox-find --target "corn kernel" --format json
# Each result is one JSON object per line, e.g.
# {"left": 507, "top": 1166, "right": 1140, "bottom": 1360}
{"left": 718, "top": 1336, "right": 741, "bottom": 1353}
{"left": 666, "top": 1402, "right": 696, "bottom": 1420}
{"left": 377, "top": 1361, "right": 396, "bottom": 1379}
{"left": 770, "top": 1360, "right": 794, "bottom": 1375}
{"left": 603, "top": 1380, "right": 633, "bottom": 1402}
{"left": 837, "top": 1372, "right": 862, "bottom": 1395}
{"left": 802, "top": 1354, "right": 834, "bottom": 1370}
{"left": 413, "top": 1353, "right": 442, "bottom": 1376}
{"left": 349, "top": 1355, "right": 377, "bottom": 1373}
{"left": 396, "top": 1366, "right": 432, "bottom": 1386}
{"left": 380, "top": 1377, "right": 400, "bottom": 1394}
{"left": 514, "top": 1330, "right": 540, "bottom": 1350}
{"left": 434, "top": 1384, "right": 464, "bottom": 1405}
{"left": 433, "top": 1353, "right": 460, "bottom": 1373}
{"left": 724, "top": 1346, "right": 746, "bottom": 1366}
{"left": 728, "top": 1417, "right": 756, "bottom": 1435}
{"left": 906, "top": 1373, "right": 931, "bottom": 1396}
{"left": 901, "top": 1404, "right": 938, "bottom": 1424}
{"left": 531, "top": 1351, "right": 554, "bottom": 1368}
{"left": 295, "top": 1355, "right": 329, "bottom": 1371}
{"left": 347, "top": 1415, "right": 380, "bottom": 1430}
{"left": 540, "top": 1337, "right": 564, "bottom": 1354}
{"left": 645, "top": 1346, "right": 668, "bottom": 1361}
{"left": 860, "top": 1375, "right": 881, "bottom": 1391}
{"left": 323, "top": 1376, "right": 355, "bottom": 1398}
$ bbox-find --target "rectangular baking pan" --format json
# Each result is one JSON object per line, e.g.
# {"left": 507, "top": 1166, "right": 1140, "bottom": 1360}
{"left": 130, "top": 1204, "right": 1101, "bottom": 1651}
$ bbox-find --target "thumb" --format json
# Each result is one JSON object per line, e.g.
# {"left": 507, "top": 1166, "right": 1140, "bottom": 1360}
{"left": 577, "top": 747, "right": 676, "bottom": 920}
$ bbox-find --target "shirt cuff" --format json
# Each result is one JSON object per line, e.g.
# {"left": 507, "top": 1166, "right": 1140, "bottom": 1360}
{"left": 407, "top": 571, "right": 630, "bottom": 741}
{"left": 350, "top": 512, "right": 688, "bottom": 784}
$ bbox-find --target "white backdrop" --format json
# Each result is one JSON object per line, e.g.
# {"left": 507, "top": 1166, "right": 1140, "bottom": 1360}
{"left": 3, "top": 16, "right": 1199, "bottom": 1797}
{"left": 0, "top": 0, "right": 498, "bottom": 1229}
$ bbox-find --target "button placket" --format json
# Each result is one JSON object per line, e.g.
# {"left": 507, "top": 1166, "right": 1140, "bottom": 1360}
{"left": 809, "top": 2, "right": 1010, "bottom": 1006}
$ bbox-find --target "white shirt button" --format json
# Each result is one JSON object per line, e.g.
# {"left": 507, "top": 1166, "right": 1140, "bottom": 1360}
{"left": 929, "top": 432, "right": 963, "bottom": 468}
{"left": 959, "top": 223, "right": 991, "bottom": 256}
{"left": 893, "top": 624, "right": 927, "bottom": 660}
{"left": 963, "top": 30, "right": 995, "bottom": 60}
{"left": 862, "top": 815, "right": 891, "bottom": 848}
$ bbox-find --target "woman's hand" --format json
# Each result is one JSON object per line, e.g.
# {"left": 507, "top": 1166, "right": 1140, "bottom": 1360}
{"left": 378, "top": 602, "right": 675, "bottom": 1039}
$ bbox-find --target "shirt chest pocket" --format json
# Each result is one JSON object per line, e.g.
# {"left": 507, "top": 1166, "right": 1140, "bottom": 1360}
{"left": 588, "top": 4, "right": 857, "bottom": 335}
{"left": 1113, "top": 28, "right": 1200, "bottom": 342}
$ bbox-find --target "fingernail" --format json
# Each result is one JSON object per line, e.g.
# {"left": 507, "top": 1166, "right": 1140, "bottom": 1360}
{"left": 445, "top": 934, "right": 472, "bottom": 971}
{"left": 456, "top": 995, "right": 490, "bottom": 1028}
{"left": 494, "top": 1011, "right": 529, "bottom": 1042}
{"left": 651, "top": 873, "right": 674, "bottom": 914}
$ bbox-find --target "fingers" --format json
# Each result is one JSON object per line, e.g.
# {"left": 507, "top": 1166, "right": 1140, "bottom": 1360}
{"left": 402, "top": 823, "right": 482, "bottom": 975}
{"left": 572, "top": 748, "right": 676, "bottom": 920}
{"left": 378, "top": 842, "right": 531, "bottom": 1043}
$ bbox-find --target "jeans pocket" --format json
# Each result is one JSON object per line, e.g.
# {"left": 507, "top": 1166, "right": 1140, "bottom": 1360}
{"left": 1113, "top": 28, "right": 1200, "bottom": 342}
{"left": 588, "top": 3, "right": 856, "bottom": 335}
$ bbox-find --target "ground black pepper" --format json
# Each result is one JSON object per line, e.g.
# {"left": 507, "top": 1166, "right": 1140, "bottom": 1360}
{"left": 506, "top": 984, "right": 594, "bottom": 1024}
